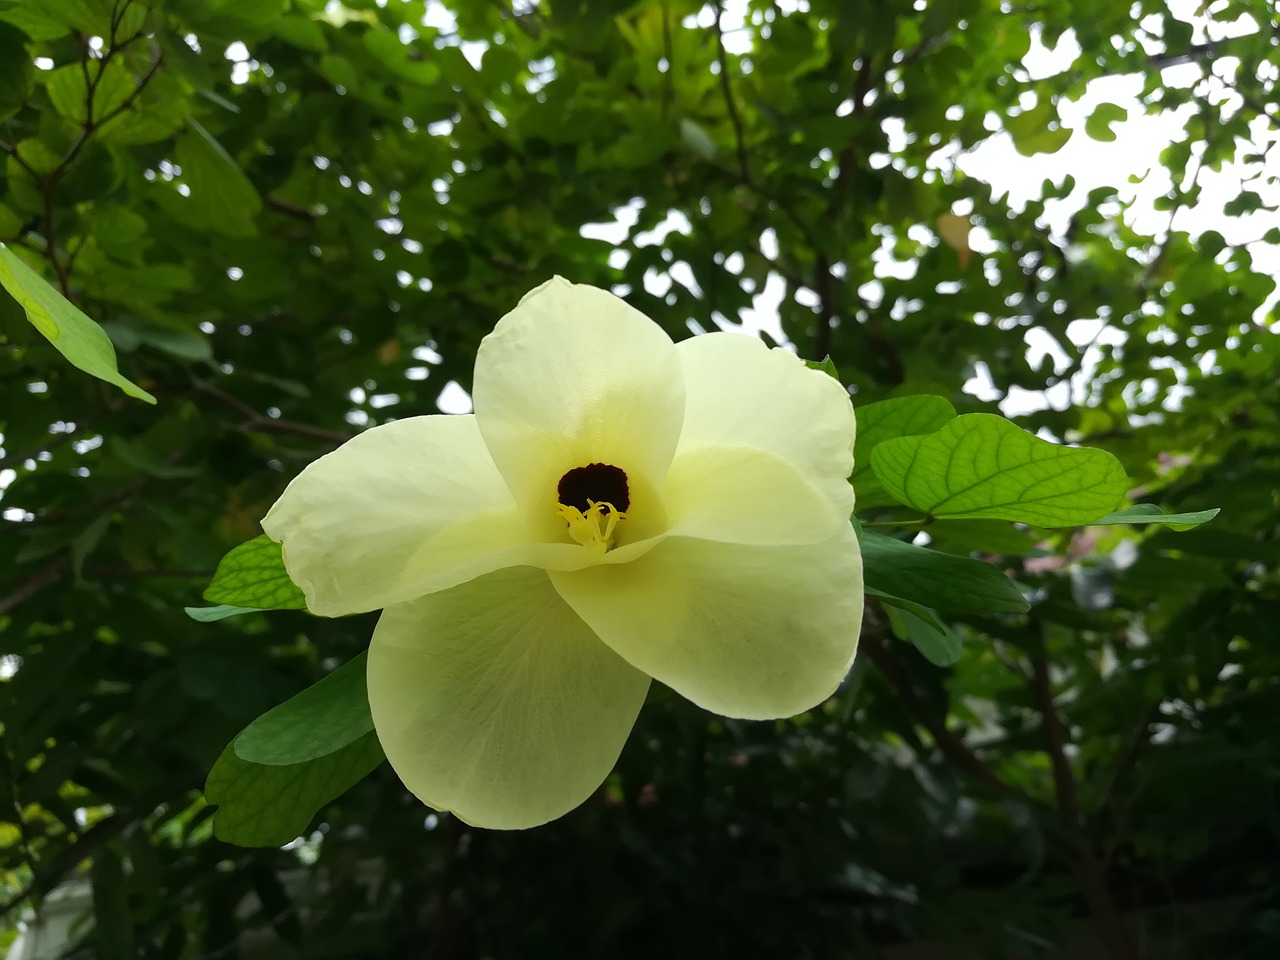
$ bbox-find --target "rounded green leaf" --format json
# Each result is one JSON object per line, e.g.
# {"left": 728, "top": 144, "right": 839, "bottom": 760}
{"left": 869, "top": 414, "right": 1127, "bottom": 526}
{"left": 1085, "top": 102, "right": 1128, "bottom": 143}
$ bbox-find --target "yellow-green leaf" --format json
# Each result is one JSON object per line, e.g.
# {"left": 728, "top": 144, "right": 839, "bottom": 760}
{"left": 0, "top": 244, "right": 156, "bottom": 402}
{"left": 852, "top": 395, "right": 956, "bottom": 508}
{"left": 203, "top": 534, "right": 307, "bottom": 610}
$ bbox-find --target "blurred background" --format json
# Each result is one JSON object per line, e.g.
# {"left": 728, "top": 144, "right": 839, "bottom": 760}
{"left": 1, "top": 0, "right": 1278, "bottom": 957}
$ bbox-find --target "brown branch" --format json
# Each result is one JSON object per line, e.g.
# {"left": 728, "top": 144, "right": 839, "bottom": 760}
{"left": 1029, "top": 646, "right": 1138, "bottom": 960}
{"left": 711, "top": 1, "right": 751, "bottom": 184}
{"left": 193, "top": 380, "right": 352, "bottom": 445}
{"left": 863, "top": 631, "right": 1022, "bottom": 800}
{"left": 812, "top": 253, "right": 836, "bottom": 361}
{"left": 660, "top": 0, "right": 673, "bottom": 118}
{"left": 266, "top": 197, "right": 317, "bottom": 222}
{"left": 0, "top": 428, "right": 81, "bottom": 471}
{"left": 0, "top": 559, "right": 64, "bottom": 618}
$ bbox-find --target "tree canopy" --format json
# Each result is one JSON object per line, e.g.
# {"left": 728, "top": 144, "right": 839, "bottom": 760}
{"left": 1, "top": 0, "right": 1278, "bottom": 957}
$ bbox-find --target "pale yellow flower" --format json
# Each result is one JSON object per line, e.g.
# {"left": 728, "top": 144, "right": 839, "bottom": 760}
{"left": 262, "top": 277, "right": 862, "bottom": 829}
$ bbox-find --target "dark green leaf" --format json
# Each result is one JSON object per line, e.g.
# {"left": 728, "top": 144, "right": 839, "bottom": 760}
{"left": 92, "top": 847, "right": 135, "bottom": 960}
{"left": 234, "top": 653, "right": 373, "bottom": 766}
{"left": 883, "top": 604, "right": 963, "bottom": 667}
{"left": 205, "top": 733, "right": 383, "bottom": 848}
{"left": 861, "top": 528, "right": 1029, "bottom": 614}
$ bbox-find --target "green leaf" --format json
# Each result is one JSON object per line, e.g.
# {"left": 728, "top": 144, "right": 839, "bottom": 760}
{"left": 319, "top": 52, "right": 361, "bottom": 91}
{"left": 234, "top": 653, "right": 373, "bottom": 766}
{"left": 804, "top": 356, "right": 841, "bottom": 380}
{"left": 0, "top": 4, "right": 72, "bottom": 41}
{"left": 870, "top": 414, "right": 1127, "bottom": 526}
{"left": 362, "top": 28, "right": 440, "bottom": 85}
{"left": 853, "top": 395, "right": 956, "bottom": 506}
{"left": 46, "top": 60, "right": 134, "bottom": 125}
{"left": 184, "top": 604, "right": 261, "bottom": 622}
{"left": 174, "top": 119, "right": 262, "bottom": 237}
{"left": 112, "top": 437, "right": 200, "bottom": 478}
{"left": 883, "top": 604, "right": 962, "bottom": 667}
{"left": 273, "top": 14, "right": 328, "bottom": 52}
{"left": 0, "top": 201, "right": 22, "bottom": 238}
{"left": 203, "top": 535, "right": 307, "bottom": 610}
{"left": 205, "top": 733, "right": 383, "bottom": 848}
{"left": 211, "top": 0, "right": 288, "bottom": 27}
{"left": 861, "top": 528, "right": 1029, "bottom": 614}
{"left": 0, "top": 244, "right": 156, "bottom": 402}
{"left": 679, "top": 118, "right": 717, "bottom": 159}
{"left": 91, "top": 847, "right": 135, "bottom": 960}
{"left": 0, "top": 22, "right": 31, "bottom": 120}
{"left": 925, "top": 519, "right": 1038, "bottom": 556}
{"left": 1088, "top": 504, "right": 1219, "bottom": 531}
{"left": 868, "top": 587, "right": 948, "bottom": 634}
{"left": 1005, "top": 101, "right": 1072, "bottom": 156}
{"left": 1085, "top": 102, "right": 1128, "bottom": 143}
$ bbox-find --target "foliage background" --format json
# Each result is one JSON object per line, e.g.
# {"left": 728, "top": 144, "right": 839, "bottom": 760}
{"left": 1, "top": 0, "right": 1278, "bottom": 957}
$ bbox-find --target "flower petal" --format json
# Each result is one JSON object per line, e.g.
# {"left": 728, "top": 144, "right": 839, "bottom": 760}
{"left": 367, "top": 567, "right": 650, "bottom": 829}
{"left": 549, "top": 523, "right": 863, "bottom": 720}
{"left": 472, "top": 277, "right": 685, "bottom": 543}
{"left": 669, "top": 332, "right": 856, "bottom": 543}
{"left": 664, "top": 445, "right": 842, "bottom": 545}
{"left": 262, "top": 415, "right": 532, "bottom": 617}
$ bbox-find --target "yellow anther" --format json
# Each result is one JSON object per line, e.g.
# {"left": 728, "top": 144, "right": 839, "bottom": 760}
{"left": 556, "top": 499, "right": 626, "bottom": 552}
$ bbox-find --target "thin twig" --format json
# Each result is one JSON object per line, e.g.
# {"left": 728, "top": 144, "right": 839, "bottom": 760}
{"left": 711, "top": 1, "right": 751, "bottom": 183}
{"left": 193, "top": 380, "right": 352, "bottom": 445}
{"left": 863, "top": 631, "right": 1023, "bottom": 800}
{"left": 0, "top": 559, "right": 64, "bottom": 618}
{"left": 0, "top": 428, "right": 81, "bottom": 471}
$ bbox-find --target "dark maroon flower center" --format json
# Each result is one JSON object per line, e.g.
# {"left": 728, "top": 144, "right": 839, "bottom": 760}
{"left": 557, "top": 463, "right": 629, "bottom": 513}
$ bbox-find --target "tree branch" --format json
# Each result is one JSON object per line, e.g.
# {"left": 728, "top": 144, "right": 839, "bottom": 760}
{"left": 193, "top": 381, "right": 352, "bottom": 446}
{"left": 862, "top": 628, "right": 1023, "bottom": 801}
{"left": 1029, "top": 644, "right": 1138, "bottom": 960}
{"left": 0, "top": 559, "right": 64, "bottom": 618}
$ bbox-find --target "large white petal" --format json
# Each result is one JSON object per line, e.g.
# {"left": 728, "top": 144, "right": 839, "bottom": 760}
{"left": 664, "top": 445, "right": 843, "bottom": 546}
{"left": 549, "top": 523, "right": 863, "bottom": 720}
{"left": 472, "top": 277, "right": 685, "bottom": 544}
{"left": 668, "top": 333, "right": 856, "bottom": 544}
{"left": 367, "top": 566, "right": 650, "bottom": 829}
{"left": 262, "top": 415, "right": 533, "bottom": 617}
